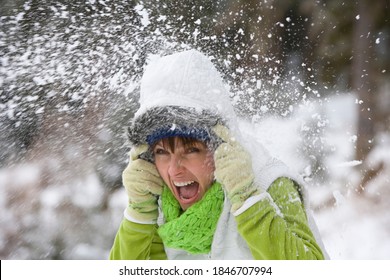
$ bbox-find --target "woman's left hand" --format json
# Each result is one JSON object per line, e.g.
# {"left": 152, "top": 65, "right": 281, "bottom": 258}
{"left": 212, "top": 124, "right": 262, "bottom": 212}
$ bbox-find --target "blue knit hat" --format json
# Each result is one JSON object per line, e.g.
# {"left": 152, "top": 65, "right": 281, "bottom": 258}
{"left": 127, "top": 106, "right": 223, "bottom": 147}
{"left": 146, "top": 125, "right": 211, "bottom": 146}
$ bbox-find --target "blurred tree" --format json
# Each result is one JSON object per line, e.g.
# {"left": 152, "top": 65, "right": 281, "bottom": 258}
{"left": 307, "top": 0, "right": 390, "bottom": 190}
{"left": 351, "top": 0, "right": 389, "bottom": 191}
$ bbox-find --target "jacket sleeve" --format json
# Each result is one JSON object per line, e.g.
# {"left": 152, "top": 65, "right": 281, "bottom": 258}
{"left": 109, "top": 219, "right": 167, "bottom": 260}
{"left": 234, "top": 177, "right": 325, "bottom": 260}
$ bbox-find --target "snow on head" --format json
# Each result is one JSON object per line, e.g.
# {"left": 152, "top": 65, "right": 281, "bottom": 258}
{"left": 135, "top": 49, "right": 236, "bottom": 124}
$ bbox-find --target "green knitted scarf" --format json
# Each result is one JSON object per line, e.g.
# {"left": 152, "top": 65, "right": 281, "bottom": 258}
{"left": 157, "top": 182, "right": 224, "bottom": 255}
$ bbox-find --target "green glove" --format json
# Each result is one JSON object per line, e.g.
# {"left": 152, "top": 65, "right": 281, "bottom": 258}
{"left": 213, "top": 124, "right": 262, "bottom": 212}
{"left": 122, "top": 144, "right": 163, "bottom": 224}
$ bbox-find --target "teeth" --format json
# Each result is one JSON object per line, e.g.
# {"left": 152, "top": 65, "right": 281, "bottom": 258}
{"left": 174, "top": 181, "right": 195, "bottom": 187}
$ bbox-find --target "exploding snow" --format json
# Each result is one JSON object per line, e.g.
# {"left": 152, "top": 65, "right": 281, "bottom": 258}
{"left": 242, "top": 94, "right": 390, "bottom": 259}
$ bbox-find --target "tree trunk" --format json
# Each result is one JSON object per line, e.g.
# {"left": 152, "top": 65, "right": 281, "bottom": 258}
{"left": 351, "top": 0, "right": 378, "bottom": 192}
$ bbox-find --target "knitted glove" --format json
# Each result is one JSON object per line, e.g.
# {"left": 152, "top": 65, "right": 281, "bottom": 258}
{"left": 122, "top": 144, "right": 164, "bottom": 224}
{"left": 213, "top": 124, "right": 262, "bottom": 212}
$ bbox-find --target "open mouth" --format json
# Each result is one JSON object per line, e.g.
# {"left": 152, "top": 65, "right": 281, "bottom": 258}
{"left": 173, "top": 180, "right": 200, "bottom": 206}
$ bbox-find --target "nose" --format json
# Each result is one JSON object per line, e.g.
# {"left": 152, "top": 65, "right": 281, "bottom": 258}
{"left": 168, "top": 154, "right": 184, "bottom": 176}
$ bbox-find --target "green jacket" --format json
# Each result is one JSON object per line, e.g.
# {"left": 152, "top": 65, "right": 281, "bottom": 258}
{"left": 109, "top": 177, "right": 325, "bottom": 260}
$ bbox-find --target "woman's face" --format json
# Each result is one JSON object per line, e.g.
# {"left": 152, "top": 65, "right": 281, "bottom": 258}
{"left": 153, "top": 137, "right": 215, "bottom": 210}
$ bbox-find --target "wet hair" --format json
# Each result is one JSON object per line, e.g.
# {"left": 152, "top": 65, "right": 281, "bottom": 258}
{"left": 152, "top": 136, "right": 209, "bottom": 154}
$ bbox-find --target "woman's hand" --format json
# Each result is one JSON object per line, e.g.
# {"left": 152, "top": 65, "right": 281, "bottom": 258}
{"left": 212, "top": 124, "right": 262, "bottom": 212}
{"left": 122, "top": 144, "right": 164, "bottom": 223}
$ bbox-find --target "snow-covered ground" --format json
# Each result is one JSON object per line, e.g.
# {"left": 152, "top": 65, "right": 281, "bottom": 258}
{"left": 0, "top": 93, "right": 389, "bottom": 259}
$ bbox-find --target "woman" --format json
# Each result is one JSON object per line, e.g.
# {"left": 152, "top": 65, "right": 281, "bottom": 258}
{"left": 109, "top": 49, "right": 327, "bottom": 260}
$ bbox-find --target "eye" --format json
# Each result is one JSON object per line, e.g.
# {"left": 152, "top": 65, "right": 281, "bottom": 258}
{"left": 154, "top": 148, "right": 169, "bottom": 155}
{"left": 186, "top": 146, "right": 200, "bottom": 153}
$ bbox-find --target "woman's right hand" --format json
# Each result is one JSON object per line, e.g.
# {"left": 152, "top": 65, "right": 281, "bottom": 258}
{"left": 122, "top": 144, "right": 164, "bottom": 224}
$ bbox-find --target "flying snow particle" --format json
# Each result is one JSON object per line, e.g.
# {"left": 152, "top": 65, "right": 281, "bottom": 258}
{"left": 335, "top": 160, "right": 362, "bottom": 167}
{"left": 134, "top": 4, "right": 150, "bottom": 27}
{"left": 349, "top": 135, "right": 358, "bottom": 143}
{"left": 332, "top": 190, "right": 346, "bottom": 206}
{"left": 32, "top": 77, "right": 47, "bottom": 86}
{"left": 35, "top": 107, "right": 44, "bottom": 114}
{"left": 157, "top": 15, "right": 167, "bottom": 22}
{"left": 256, "top": 80, "right": 262, "bottom": 89}
{"left": 193, "top": 28, "right": 200, "bottom": 40}
{"left": 375, "top": 38, "right": 380, "bottom": 44}
{"left": 355, "top": 99, "right": 364, "bottom": 104}
{"left": 236, "top": 67, "right": 244, "bottom": 74}
{"left": 356, "top": 15, "right": 360, "bottom": 20}
{"left": 15, "top": 12, "right": 25, "bottom": 21}
{"left": 260, "top": 105, "right": 269, "bottom": 113}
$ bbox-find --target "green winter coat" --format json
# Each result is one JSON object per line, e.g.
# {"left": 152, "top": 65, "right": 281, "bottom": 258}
{"left": 109, "top": 177, "right": 325, "bottom": 260}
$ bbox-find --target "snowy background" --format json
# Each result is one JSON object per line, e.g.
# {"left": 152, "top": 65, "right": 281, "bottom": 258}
{"left": 1, "top": 1, "right": 389, "bottom": 260}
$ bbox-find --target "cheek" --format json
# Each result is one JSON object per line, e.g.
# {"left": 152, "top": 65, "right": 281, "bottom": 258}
{"left": 199, "top": 155, "right": 215, "bottom": 181}
{"left": 204, "top": 153, "right": 215, "bottom": 172}
{"left": 154, "top": 160, "right": 169, "bottom": 182}
{"left": 205, "top": 159, "right": 215, "bottom": 174}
